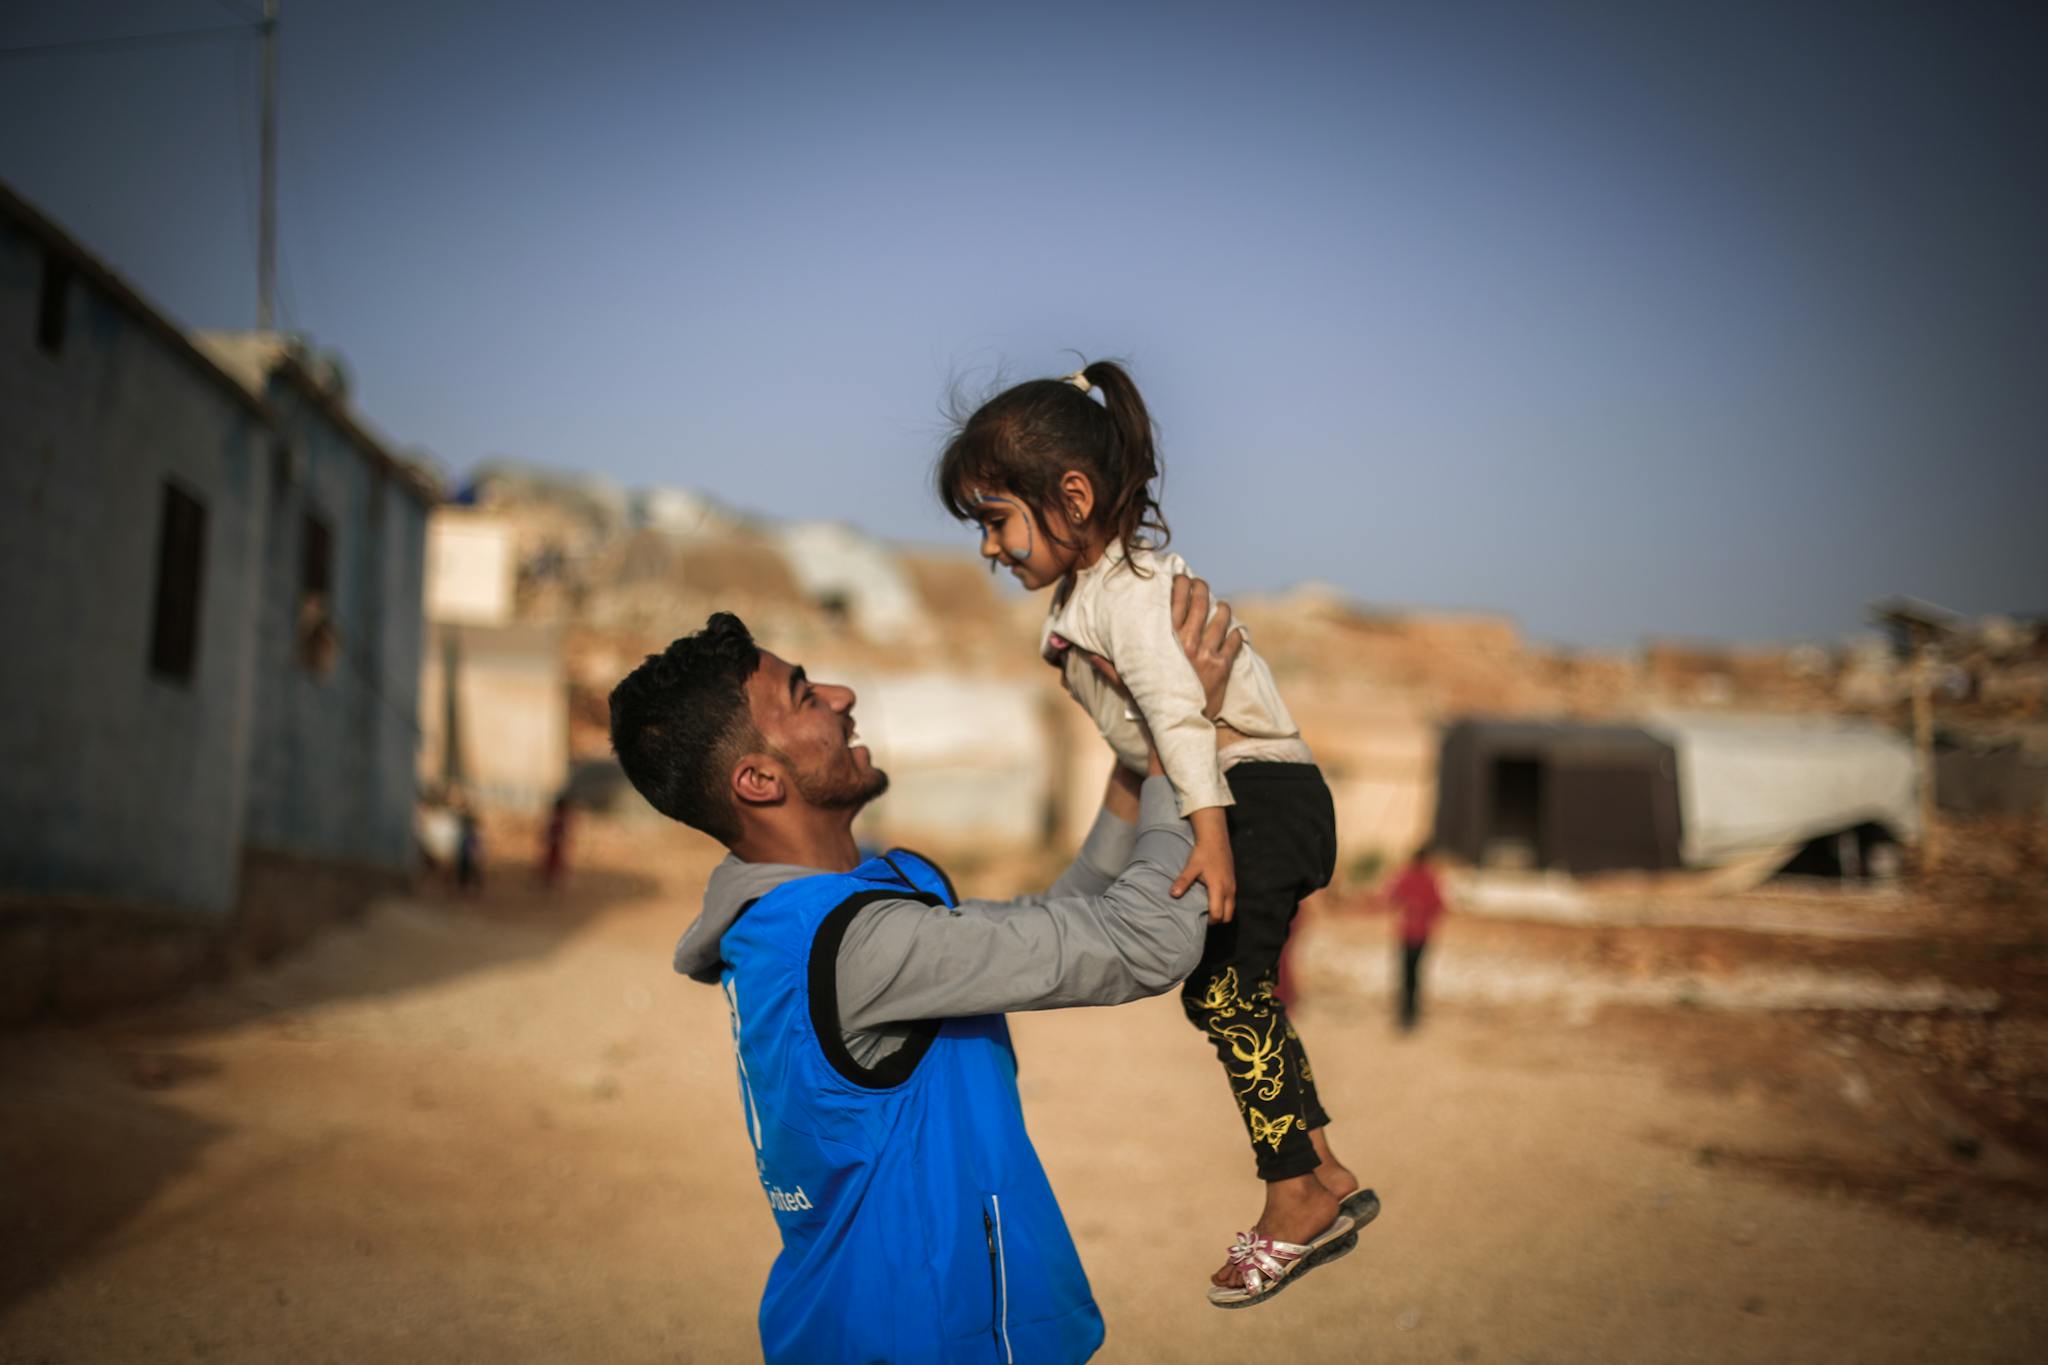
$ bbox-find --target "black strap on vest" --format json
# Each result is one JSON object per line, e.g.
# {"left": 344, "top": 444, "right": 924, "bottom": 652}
{"left": 879, "top": 848, "right": 960, "bottom": 906}
{"left": 808, "top": 888, "right": 946, "bottom": 1088}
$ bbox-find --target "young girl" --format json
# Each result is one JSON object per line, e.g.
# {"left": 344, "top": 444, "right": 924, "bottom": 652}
{"left": 935, "top": 360, "right": 1379, "bottom": 1307}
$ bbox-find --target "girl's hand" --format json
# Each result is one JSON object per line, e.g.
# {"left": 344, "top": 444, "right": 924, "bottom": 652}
{"left": 1175, "top": 809, "right": 1236, "bottom": 923}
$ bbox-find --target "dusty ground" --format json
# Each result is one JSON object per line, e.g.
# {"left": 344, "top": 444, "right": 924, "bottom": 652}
{"left": 4, "top": 821, "right": 2046, "bottom": 1364}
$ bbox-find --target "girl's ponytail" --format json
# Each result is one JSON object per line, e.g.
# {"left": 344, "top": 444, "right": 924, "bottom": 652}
{"left": 1079, "top": 360, "right": 1171, "bottom": 565}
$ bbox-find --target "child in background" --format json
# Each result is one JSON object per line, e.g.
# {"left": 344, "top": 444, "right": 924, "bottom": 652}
{"left": 540, "top": 794, "right": 572, "bottom": 888}
{"left": 1379, "top": 844, "right": 1447, "bottom": 1031}
{"left": 935, "top": 360, "right": 1378, "bottom": 1307}
{"left": 455, "top": 799, "right": 484, "bottom": 894}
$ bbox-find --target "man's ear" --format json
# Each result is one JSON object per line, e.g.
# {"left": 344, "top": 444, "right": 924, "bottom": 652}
{"left": 732, "top": 754, "right": 783, "bottom": 809}
{"left": 1058, "top": 469, "right": 1096, "bottom": 527}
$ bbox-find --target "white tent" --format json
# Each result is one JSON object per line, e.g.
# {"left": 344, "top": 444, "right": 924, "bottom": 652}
{"left": 1646, "top": 713, "right": 1921, "bottom": 867}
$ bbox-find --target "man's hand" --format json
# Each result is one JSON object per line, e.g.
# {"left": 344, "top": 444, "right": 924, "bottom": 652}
{"left": 1172, "top": 574, "right": 1243, "bottom": 720}
{"left": 1079, "top": 574, "right": 1244, "bottom": 719}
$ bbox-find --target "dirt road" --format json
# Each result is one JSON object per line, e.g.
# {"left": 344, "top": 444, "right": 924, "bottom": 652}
{"left": 4, "top": 826, "right": 2044, "bottom": 1363}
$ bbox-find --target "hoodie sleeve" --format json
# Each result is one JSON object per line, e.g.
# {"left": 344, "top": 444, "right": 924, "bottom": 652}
{"left": 833, "top": 777, "right": 1205, "bottom": 1029}
{"left": 672, "top": 897, "right": 729, "bottom": 984}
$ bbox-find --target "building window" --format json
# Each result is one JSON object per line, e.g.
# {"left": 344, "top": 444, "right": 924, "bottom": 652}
{"left": 149, "top": 483, "right": 207, "bottom": 683}
{"left": 298, "top": 510, "right": 338, "bottom": 674}
{"left": 37, "top": 252, "right": 72, "bottom": 356}
{"left": 269, "top": 439, "right": 294, "bottom": 501}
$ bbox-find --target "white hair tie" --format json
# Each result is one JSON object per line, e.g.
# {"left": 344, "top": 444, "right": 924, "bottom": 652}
{"left": 1065, "top": 370, "right": 1093, "bottom": 394}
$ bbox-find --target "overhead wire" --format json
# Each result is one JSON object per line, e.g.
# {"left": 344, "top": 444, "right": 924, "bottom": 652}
{"left": 226, "top": 21, "right": 264, "bottom": 325}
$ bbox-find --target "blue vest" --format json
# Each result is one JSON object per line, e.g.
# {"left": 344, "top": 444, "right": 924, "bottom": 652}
{"left": 718, "top": 849, "right": 1105, "bottom": 1365}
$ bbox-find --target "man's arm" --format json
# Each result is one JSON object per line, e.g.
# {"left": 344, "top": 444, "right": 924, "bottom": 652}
{"left": 834, "top": 775, "right": 1204, "bottom": 1028}
{"left": 1012, "top": 765, "right": 1144, "bottom": 908}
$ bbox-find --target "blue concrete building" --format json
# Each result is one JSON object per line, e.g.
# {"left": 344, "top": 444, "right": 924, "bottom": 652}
{"left": 196, "top": 333, "right": 434, "bottom": 883}
{"left": 0, "top": 181, "right": 436, "bottom": 1016}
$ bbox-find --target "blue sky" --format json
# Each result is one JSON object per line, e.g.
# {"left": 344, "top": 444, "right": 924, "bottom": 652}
{"left": 4, "top": 0, "right": 2043, "bottom": 644}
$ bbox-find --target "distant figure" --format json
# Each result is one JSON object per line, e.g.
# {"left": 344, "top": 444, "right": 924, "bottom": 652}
{"left": 540, "top": 795, "right": 572, "bottom": 887}
{"left": 1379, "top": 846, "right": 1447, "bottom": 1031}
{"left": 416, "top": 799, "right": 461, "bottom": 884}
{"left": 456, "top": 804, "right": 484, "bottom": 893}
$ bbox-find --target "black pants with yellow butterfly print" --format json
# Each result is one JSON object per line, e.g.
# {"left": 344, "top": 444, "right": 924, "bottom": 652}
{"left": 1180, "top": 762, "right": 1340, "bottom": 1183}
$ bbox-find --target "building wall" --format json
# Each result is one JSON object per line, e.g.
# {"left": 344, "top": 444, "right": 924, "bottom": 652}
{"left": 425, "top": 512, "right": 515, "bottom": 625}
{"left": 1284, "top": 686, "right": 1437, "bottom": 867}
{"left": 241, "top": 385, "right": 427, "bottom": 870}
{"left": 0, "top": 222, "right": 270, "bottom": 913}
{"left": 373, "top": 477, "right": 430, "bottom": 864}
{"left": 418, "top": 623, "right": 568, "bottom": 813}
{"left": 834, "top": 671, "right": 1055, "bottom": 849}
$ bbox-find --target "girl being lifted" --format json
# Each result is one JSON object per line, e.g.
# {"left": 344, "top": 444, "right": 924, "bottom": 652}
{"left": 935, "top": 360, "right": 1379, "bottom": 1307}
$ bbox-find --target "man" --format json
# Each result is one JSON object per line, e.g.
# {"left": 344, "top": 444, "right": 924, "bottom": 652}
{"left": 609, "top": 579, "right": 1246, "bottom": 1364}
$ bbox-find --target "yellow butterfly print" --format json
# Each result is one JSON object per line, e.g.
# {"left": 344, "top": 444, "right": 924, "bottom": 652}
{"left": 1247, "top": 1106, "right": 1297, "bottom": 1151}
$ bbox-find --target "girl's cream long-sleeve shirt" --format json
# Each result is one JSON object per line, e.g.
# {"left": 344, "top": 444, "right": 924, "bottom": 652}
{"left": 1040, "top": 541, "right": 1310, "bottom": 816}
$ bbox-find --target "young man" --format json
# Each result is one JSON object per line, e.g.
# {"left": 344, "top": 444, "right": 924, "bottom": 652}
{"left": 610, "top": 579, "right": 1258, "bottom": 1364}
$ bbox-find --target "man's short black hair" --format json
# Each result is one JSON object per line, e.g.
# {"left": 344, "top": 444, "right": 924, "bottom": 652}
{"left": 609, "top": 612, "right": 762, "bottom": 844}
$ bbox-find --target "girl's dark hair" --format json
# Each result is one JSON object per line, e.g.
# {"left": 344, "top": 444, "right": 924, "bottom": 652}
{"left": 934, "top": 359, "right": 1169, "bottom": 572}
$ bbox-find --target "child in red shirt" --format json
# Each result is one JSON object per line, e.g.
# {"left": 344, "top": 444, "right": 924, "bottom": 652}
{"left": 1382, "top": 846, "right": 1446, "bottom": 1031}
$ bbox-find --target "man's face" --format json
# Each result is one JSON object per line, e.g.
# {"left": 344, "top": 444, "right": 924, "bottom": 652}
{"left": 744, "top": 651, "right": 888, "bottom": 811}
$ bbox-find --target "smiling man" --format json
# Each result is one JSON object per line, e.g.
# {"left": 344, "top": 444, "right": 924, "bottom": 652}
{"left": 607, "top": 582, "right": 1251, "bottom": 1364}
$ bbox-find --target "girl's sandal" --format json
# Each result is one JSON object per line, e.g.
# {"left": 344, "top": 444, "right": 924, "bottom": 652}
{"left": 1205, "top": 1213, "right": 1358, "bottom": 1309}
{"left": 1339, "top": 1188, "right": 1382, "bottom": 1229}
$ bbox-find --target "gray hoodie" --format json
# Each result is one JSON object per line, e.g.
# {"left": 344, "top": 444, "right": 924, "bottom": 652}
{"left": 673, "top": 776, "right": 1206, "bottom": 1068}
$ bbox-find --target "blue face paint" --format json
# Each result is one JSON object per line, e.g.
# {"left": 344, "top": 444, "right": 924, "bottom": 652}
{"left": 974, "top": 493, "right": 1034, "bottom": 565}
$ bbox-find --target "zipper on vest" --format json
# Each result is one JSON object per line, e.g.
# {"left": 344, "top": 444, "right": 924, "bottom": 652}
{"left": 984, "top": 1197, "right": 1013, "bottom": 1363}
{"left": 983, "top": 1207, "right": 1000, "bottom": 1354}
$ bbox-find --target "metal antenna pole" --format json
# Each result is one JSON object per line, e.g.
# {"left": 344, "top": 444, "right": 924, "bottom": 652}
{"left": 258, "top": 0, "right": 279, "bottom": 330}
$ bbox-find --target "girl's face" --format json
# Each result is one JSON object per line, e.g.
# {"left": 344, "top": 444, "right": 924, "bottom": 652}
{"left": 972, "top": 491, "right": 1073, "bottom": 591}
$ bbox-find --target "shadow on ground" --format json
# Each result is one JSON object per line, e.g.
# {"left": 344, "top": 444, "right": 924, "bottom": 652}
{"left": 115, "top": 857, "right": 663, "bottom": 1038}
{"left": 0, "top": 1033, "right": 229, "bottom": 1315}
{"left": 0, "top": 853, "right": 664, "bottom": 1317}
